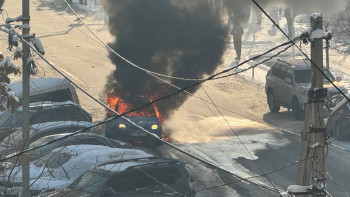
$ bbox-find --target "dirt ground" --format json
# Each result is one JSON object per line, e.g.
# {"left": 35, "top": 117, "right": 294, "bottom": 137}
{"left": 1, "top": 1, "right": 350, "bottom": 196}
{"left": 1, "top": 0, "right": 283, "bottom": 143}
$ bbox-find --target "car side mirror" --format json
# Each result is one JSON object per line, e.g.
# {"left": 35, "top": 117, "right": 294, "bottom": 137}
{"left": 284, "top": 78, "right": 292, "bottom": 84}
{"left": 336, "top": 76, "right": 342, "bottom": 82}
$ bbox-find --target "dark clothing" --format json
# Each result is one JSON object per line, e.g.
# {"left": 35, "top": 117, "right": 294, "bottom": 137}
{"left": 231, "top": 25, "right": 244, "bottom": 60}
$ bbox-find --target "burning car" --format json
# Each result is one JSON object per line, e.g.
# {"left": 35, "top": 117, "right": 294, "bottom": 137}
{"left": 105, "top": 96, "right": 163, "bottom": 145}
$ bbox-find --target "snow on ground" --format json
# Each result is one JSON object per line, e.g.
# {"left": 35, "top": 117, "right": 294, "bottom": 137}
{"left": 223, "top": 11, "right": 350, "bottom": 152}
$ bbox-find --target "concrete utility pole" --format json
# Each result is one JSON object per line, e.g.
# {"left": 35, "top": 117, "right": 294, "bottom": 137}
{"left": 22, "top": 0, "right": 31, "bottom": 196}
{"left": 296, "top": 14, "right": 327, "bottom": 197}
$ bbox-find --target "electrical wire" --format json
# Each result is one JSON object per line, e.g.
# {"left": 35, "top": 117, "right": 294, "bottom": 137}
{"left": 62, "top": 0, "right": 206, "bottom": 81}
{"left": 4, "top": 32, "right": 284, "bottom": 194}
{"left": 42, "top": 1, "right": 350, "bottom": 155}
{"left": 251, "top": 0, "right": 350, "bottom": 104}
{"left": 137, "top": 2, "right": 281, "bottom": 193}
{"left": 5, "top": 3, "right": 348, "bottom": 194}
{"left": 192, "top": 156, "right": 314, "bottom": 194}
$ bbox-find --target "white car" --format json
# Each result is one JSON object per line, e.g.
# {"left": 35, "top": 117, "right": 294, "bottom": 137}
{"left": 1, "top": 145, "right": 153, "bottom": 196}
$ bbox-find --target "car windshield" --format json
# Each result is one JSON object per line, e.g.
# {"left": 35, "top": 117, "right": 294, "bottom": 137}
{"left": 34, "top": 152, "right": 71, "bottom": 169}
{"left": 0, "top": 110, "right": 22, "bottom": 128}
{"left": 294, "top": 69, "right": 335, "bottom": 84}
{"left": 70, "top": 171, "right": 109, "bottom": 194}
{"left": 2, "top": 129, "right": 38, "bottom": 147}
{"left": 116, "top": 98, "right": 157, "bottom": 117}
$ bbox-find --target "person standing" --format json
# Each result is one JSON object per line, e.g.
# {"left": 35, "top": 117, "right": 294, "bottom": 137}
{"left": 231, "top": 21, "right": 244, "bottom": 60}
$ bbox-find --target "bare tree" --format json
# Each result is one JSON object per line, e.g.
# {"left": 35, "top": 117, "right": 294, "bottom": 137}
{"left": 332, "top": 1, "right": 350, "bottom": 43}
{"left": 0, "top": 54, "right": 21, "bottom": 112}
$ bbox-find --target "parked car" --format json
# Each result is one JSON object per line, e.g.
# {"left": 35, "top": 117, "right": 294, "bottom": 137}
{"left": 265, "top": 59, "right": 347, "bottom": 119}
{"left": 0, "top": 121, "right": 95, "bottom": 152}
{"left": 42, "top": 158, "right": 195, "bottom": 197}
{"left": 0, "top": 101, "right": 91, "bottom": 141}
{"left": 0, "top": 145, "right": 153, "bottom": 196}
{"left": 325, "top": 94, "right": 350, "bottom": 141}
{"left": 324, "top": 94, "right": 344, "bottom": 117}
{"left": 8, "top": 77, "right": 79, "bottom": 105}
{"left": 105, "top": 97, "right": 162, "bottom": 145}
{"left": 25, "top": 133, "right": 132, "bottom": 161}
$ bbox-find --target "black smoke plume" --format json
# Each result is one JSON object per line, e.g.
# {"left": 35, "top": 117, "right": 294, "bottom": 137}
{"left": 104, "top": 0, "right": 228, "bottom": 119}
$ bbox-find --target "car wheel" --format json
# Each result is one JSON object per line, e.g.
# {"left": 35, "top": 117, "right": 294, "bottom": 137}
{"left": 335, "top": 122, "right": 344, "bottom": 141}
{"left": 292, "top": 98, "right": 303, "bottom": 120}
{"left": 267, "top": 90, "right": 280, "bottom": 112}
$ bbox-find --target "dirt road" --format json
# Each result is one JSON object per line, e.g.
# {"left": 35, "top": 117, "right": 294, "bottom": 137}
{"left": 1, "top": 1, "right": 350, "bottom": 196}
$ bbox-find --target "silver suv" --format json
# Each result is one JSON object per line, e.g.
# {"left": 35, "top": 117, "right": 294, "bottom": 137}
{"left": 265, "top": 59, "right": 346, "bottom": 119}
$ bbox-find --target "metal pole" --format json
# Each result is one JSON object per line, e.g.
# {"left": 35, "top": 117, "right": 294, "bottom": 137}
{"left": 22, "top": 0, "right": 30, "bottom": 196}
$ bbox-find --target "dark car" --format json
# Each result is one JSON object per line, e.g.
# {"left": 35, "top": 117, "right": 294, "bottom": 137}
{"left": 26, "top": 133, "right": 132, "bottom": 161}
{"left": 3, "top": 133, "right": 132, "bottom": 167}
{"left": 0, "top": 101, "right": 92, "bottom": 141}
{"left": 0, "top": 121, "right": 95, "bottom": 153}
{"left": 105, "top": 97, "right": 162, "bottom": 144}
{"left": 325, "top": 94, "right": 350, "bottom": 141}
{"left": 42, "top": 158, "right": 195, "bottom": 197}
{"left": 324, "top": 94, "right": 344, "bottom": 117}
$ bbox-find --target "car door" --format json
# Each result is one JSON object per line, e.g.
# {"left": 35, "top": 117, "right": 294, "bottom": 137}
{"left": 280, "top": 67, "right": 293, "bottom": 105}
{"left": 275, "top": 63, "right": 287, "bottom": 102}
{"left": 270, "top": 63, "right": 282, "bottom": 102}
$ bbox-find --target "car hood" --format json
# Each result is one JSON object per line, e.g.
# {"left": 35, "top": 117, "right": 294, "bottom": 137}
{"left": 121, "top": 116, "right": 160, "bottom": 126}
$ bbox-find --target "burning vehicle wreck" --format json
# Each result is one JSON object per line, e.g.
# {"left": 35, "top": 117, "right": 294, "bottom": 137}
{"left": 105, "top": 96, "right": 163, "bottom": 144}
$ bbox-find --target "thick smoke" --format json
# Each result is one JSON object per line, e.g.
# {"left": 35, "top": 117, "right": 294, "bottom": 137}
{"left": 104, "top": 0, "right": 228, "bottom": 119}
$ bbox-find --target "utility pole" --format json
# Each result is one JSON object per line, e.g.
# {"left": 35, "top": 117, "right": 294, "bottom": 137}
{"left": 296, "top": 14, "right": 327, "bottom": 197}
{"left": 22, "top": 0, "right": 30, "bottom": 196}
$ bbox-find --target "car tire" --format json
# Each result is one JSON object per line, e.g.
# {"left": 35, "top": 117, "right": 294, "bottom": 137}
{"left": 335, "top": 122, "right": 344, "bottom": 141}
{"left": 292, "top": 98, "right": 303, "bottom": 120}
{"left": 267, "top": 90, "right": 280, "bottom": 112}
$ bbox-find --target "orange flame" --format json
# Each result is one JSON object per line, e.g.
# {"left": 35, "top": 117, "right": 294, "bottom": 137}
{"left": 106, "top": 93, "right": 165, "bottom": 123}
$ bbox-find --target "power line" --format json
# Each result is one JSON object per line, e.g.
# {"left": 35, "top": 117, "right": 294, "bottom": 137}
{"left": 62, "top": 0, "right": 204, "bottom": 81}
{"left": 137, "top": 2, "right": 280, "bottom": 193}
{"left": 0, "top": 2, "right": 343, "bottom": 196}
{"left": 49, "top": 2, "right": 346, "bottom": 154}
{"left": 6, "top": 31, "right": 283, "bottom": 194}
{"left": 251, "top": 0, "right": 350, "bottom": 104}
{"left": 193, "top": 156, "right": 314, "bottom": 193}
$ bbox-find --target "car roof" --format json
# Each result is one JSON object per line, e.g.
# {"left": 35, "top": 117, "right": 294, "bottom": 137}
{"left": 8, "top": 78, "right": 71, "bottom": 98}
{"left": 96, "top": 158, "right": 182, "bottom": 174}
{"left": 16, "top": 101, "right": 79, "bottom": 112}
{"left": 30, "top": 121, "right": 93, "bottom": 131}
{"left": 40, "top": 133, "right": 109, "bottom": 142}
{"left": 275, "top": 59, "right": 311, "bottom": 70}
